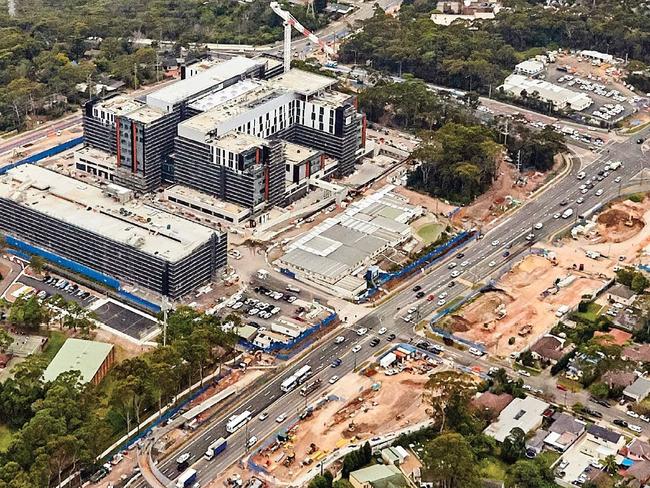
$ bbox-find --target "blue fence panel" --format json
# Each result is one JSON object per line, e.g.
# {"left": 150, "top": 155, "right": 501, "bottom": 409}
{"left": 280, "top": 268, "right": 296, "bottom": 279}
{"left": 358, "top": 231, "right": 474, "bottom": 303}
{"left": 239, "top": 313, "right": 337, "bottom": 354}
{"left": 5, "top": 235, "right": 121, "bottom": 288}
{"left": 0, "top": 137, "right": 84, "bottom": 175}
{"left": 117, "top": 290, "right": 161, "bottom": 313}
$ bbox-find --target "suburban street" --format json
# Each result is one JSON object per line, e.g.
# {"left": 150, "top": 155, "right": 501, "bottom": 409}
{"left": 136, "top": 127, "right": 650, "bottom": 487}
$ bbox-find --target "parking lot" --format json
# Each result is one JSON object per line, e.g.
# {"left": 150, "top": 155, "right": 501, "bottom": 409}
{"left": 544, "top": 64, "right": 640, "bottom": 126}
{"left": 227, "top": 284, "right": 306, "bottom": 328}
{"left": 20, "top": 275, "right": 96, "bottom": 306}
{"left": 91, "top": 300, "right": 158, "bottom": 340}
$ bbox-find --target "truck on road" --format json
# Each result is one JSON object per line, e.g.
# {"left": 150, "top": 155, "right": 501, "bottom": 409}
{"left": 562, "top": 208, "right": 574, "bottom": 219}
{"left": 204, "top": 437, "right": 227, "bottom": 460}
{"left": 300, "top": 378, "right": 322, "bottom": 397}
{"left": 176, "top": 468, "right": 197, "bottom": 488}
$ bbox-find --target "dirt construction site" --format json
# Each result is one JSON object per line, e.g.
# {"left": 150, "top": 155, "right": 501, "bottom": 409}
{"left": 443, "top": 194, "right": 650, "bottom": 357}
{"left": 207, "top": 363, "right": 433, "bottom": 486}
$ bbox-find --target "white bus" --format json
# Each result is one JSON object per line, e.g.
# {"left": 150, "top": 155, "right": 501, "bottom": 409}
{"left": 280, "top": 375, "right": 298, "bottom": 393}
{"left": 226, "top": 410, "right": 252, "bottom": 433}
{"left": 294, "top": 365, "right": 312, "bottom": 383}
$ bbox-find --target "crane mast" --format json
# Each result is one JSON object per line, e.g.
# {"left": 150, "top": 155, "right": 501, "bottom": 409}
{"left": 269, "top": 1, "right": 336, "bottom": 73}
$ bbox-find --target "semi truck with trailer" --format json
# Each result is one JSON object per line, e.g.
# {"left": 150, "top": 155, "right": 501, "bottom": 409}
{"left": 176, "top": 468, "right": 197, "bottom": 488}
{"left": 204, "top": 437, "right": 227, "bottom": 460}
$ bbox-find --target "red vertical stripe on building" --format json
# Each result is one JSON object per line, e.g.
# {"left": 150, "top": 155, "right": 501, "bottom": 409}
{"left": 115, "top": 117, "right": 121, "bottom": 167}
{"left": 361, "top": 115, "right": 367, "bottom": 147}
{"left": 131, "top": 122, "right": 137, "bottom": 173}
{"left": 320, "top": 154, "right": 325, "bottom": 171}
{"left": 306, "top": 160, "right": 310, "bottom": 178}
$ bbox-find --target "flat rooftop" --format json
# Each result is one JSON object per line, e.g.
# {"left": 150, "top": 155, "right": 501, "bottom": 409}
{"left": 210, "top": 131, "right": 266, "bottom": 153}
{"left": 284, "top": 142, "right": 320, "bottom": 164}
{"left": 188, "top": 79, "right": 262, "bottom": 113}
{"left": 0, "top": 165, "right": 218, "bottom": 262}
{"left": 270, "top": 68, "right": 337, "bottom": 96}
{"left": 42, "top": 338, "right": 113, "bottom": 384}
{"left": 146, "top": 57, "right": 262, "bottom": 108}
{"left": 127, "top": 105, "right": 167, "bottom": 124}
{"left": 164, "top": 184, "right": 250, "bottom": 216}
{"left": 98, "top": 95, "right": 145, "bottom": 116}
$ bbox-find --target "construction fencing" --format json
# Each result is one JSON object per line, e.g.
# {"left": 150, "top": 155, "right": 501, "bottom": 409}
{"left": 358, "top": 230, "right": 475, "bottom": 302}
{"left": 0, "top": 136, "right": 84, "bottom": 175}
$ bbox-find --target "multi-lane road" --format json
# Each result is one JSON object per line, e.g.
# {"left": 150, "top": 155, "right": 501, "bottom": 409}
{"left": 136, "top": 128, "right": 649, "bottom": 487}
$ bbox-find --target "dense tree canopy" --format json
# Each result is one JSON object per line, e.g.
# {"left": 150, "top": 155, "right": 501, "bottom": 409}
{"left": 408, "top": 123, "right": 501, "bottom": 204}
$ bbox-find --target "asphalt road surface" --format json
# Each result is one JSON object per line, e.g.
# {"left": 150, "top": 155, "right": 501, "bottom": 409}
{"left": 135, "top": 129, "right": 649, "bottom": 488}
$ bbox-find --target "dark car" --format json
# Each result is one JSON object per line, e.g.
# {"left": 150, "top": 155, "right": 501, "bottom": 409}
{"left": 613, "top": 419, "right": 628, "bottom": 427}
{"left": 584, "top": 408, "right": 603, "bottom": 419}
{"left": 413, "top": 285, "right": 422, "bottom": 292}
{"left": 417, "top": 341, "right": 430, "bottom": 350}
{"left": 416, "top": 291, "right": 425, "bottom": 299}
{"left": 90, "top": 468, "right": 109, "bottom": 483}
{"left": 456, "top": 252, "right": 465, "bottom": 259}
{"left": 590, "top": 397, "right": 611, "bottom": 408}
{"left": 503, "top": 251, "right": 510, "bottom": 257}
{"left": 331, "top": 358, "right": 342, "bottom": 368}
{"left": 638, "top": 138, "right": 645, "bottom": 144}
{"left": 369, "top": 338, "right": 380, "bottom": 347}
{"left": 559, "top": 200, "right": 568, "bottom": 206}
{"left": 448, "top": 281, "right": 456, "bottom": 288}
{"left": 387, "top": 333, "right": 396, "bottom": 341}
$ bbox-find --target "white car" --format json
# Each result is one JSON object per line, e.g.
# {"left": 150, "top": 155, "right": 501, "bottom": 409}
{"left": 335, "top": 336, "right": 345, "bottom": 344}
{"left": 248, "top": 308, "right": 259, "bottom": 316}
{"left": 247, "top": 436, "right": 258, "bottom": 448}
{"left": 176, "top": 453, "right": 191, "bottom": 464}
{"left": 437, "top": 299, "right": 446, "bottom": 306}
{"left": 258, "top": 412, "right": 269, "bottom": 421}
{"left": 468, "top": 347, "right": 484, "bottom": 357}
{"left": 450, "top": 270, "right": 460, "bottom": 278}
{"left": 460, "top": 260, "right": 470, "bottom": 267}
{"left": 534, "top": 222, "right": 543, "bottom": 230}
{"left": 329, "top": 375, "right": 339, "bottom": 384}
{"left": 614, "top": 176, "right": 622, "bottom": 183}
{"left": 378, "top": 327, "right": 387, "bottom": 335}
{"left": 518, "top": 369, "right": 531, "bottom": 377}
{"left": 581, "top": 188, "right": 588, "bottom": 194}
{"left": 488, "top": 261, "right": 496, "bottom": 267}
{"left": 630, "top": 424, "right": 643, "bottom": 433}
{"left": 231, "top": 301, "right": 244, "bottom": 310}
{"left": 448, "top": 262, "right": 457, "bottom": 269}
{"left": 352, "top": 345, "right": 362, "bottom": 353}
{"left": 627, "top": 410, "right": 640, "bottom": 419}
{"left": 438, "top": 292, "right": 448, "bottom": 299}
{"left": 357, "top": 327, "right": 368, "bottom": 336}
{"left": 553, "top": 213, "right": 561, "bottom": 219}
{"left": 640, "top": 415, "right": 650, "bottom": 423}
{"left": 491, "top": 240, "right": 500, "bottom": 246}
{"left": 595, "top": 188, "right": 604, "bottom": 196}
{"left": 287, "top": 296, "right": 298, "bottom": 303}
{"left": 576, "top": 197, "right": 585, "bottom": 204}
{"left": 275, "top": 413, "right": 287, "bottom": 423}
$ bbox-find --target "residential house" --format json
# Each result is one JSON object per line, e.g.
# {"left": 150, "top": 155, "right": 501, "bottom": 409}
{"left": 623, "top": 460, "right": 650, "bottom": 486}
{"left": 623, "top": 344, "right": 650, "bottom": 363}
{"left": 624, "top": 439, "right": 650, "bottom": 461}
{"left": 544, "top": 412, "right": 586, "bottom": 452}
{"left": 529, "top": 335, "right": 566, "bottom": 364}
{"left": 472, "top": 392, "right": 514, "bottom": 417}
{"left": 484, "top": 396, "right": 549, "bottom": 442}
{"left": 526, "top": 429, "right": 548, "bottom": 457}
{"left": 593, "top": 329, "right": 633, "bottom": 346}
{"left": 602, "top": 370, "right": 638, "bottom": 390}
{"left": 584, "top": 425, "right": 625, "bottom": 456}
{"left": 624, "top": 377, "right": 650, "bottom": 403}
{"left": 608, "top": 284, "right": 637, "bottom": 307}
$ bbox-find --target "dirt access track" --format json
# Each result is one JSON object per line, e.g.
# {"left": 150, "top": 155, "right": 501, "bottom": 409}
{"left": 247, "top": 366, "right": 431, "bottom": 484}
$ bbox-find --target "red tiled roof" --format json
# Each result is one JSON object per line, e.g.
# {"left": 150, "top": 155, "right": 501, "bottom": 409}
{"left": 472, "top": 392, "right": 513, "bottom": 415}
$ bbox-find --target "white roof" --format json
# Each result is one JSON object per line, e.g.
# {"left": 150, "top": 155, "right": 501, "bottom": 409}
{"left": 0, "top": 165, "right": 217, "bottom": 262}
{"left": 515, "top": 59, "right": 545, "bottom": 72}
{"left": 502, "top": 74, "right": 593, "bottom": 107}
{"left": 581, "top": 50, "right": 613, "bottom": 62}
{"left": 484, "top": 396, "right": 549, "bottom": 442}
{"left": 146, "top": 57, "right": 262, "bottom": 109}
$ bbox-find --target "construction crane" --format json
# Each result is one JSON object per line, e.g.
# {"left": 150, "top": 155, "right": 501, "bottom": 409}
{"left": 269, "top": 1, "right": 336, "bottom": 73}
